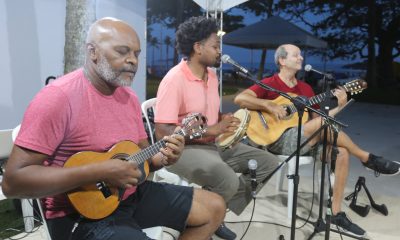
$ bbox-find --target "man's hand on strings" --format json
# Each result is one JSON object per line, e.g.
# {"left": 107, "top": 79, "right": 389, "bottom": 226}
{"left": 268, "top": 102, "right": 287, "bottom": 120}
{"left": 159, "top": 128, "right": 185, "bottom": 166}
{"left": 333, "top": 86, "right": 348, "bottom": 108}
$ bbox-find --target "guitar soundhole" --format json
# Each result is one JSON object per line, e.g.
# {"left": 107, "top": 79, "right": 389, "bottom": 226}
{"left": 283, "top": 105, "right": 292, "bottom": 120}
{"left": 112, "top": 153, "right": 129, "bottom": 161}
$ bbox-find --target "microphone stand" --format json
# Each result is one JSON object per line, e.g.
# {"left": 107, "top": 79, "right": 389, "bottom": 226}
{"left": 300, "top": 76, "right": 334, "bottom": 240}
{"left": 294, "top": 77, "right": 366, "bottom": 240}
{"left": 236, "top": 72, "right": 346, "bottom": 240}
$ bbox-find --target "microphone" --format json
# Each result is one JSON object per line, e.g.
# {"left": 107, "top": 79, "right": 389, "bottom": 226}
{"left": 221, "top": 54, "right": 250, "bottom": 75}
{"left": 248, "top": 159, "right": 258, "bottom": 199}
{"left": 304, "top": 64, "right": 334, "bottom": 79}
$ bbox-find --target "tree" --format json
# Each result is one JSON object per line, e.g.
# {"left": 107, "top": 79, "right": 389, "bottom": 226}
{"left": 148, "top": 36, "right": 160, "bottom": 69}
{"left": 164, "top": 35, "right": 173, "bottom": 69}
{"left": 147, "top": 0, "right": 202, "bottom": 65}
{"left": 64, "top": 0, "right": 96, "bottom": 73}
{"left": 271, "top": 0, "right": 400, "bottom": 87}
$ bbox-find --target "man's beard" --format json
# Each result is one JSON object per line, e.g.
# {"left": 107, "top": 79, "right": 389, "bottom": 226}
{"left": 95, "top": 55, "right": 133, "bottom": 87}
{"left": 212, "top": 59, "right": 221, "bottom": 68}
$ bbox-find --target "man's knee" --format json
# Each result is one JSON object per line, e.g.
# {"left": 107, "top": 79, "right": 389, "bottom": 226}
{"left": 260, "top": 155, "right": 279, "bottom": 169}
{"left": 205, "top": 191, "right": 226, "bottom": 219}
{"left": 190, "top": 189, "right": 226, "bottom": 225}
{"left": 337, "top": 148, "right": 350, "bottom": 166}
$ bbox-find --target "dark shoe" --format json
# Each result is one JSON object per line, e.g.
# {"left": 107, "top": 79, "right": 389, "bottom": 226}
{"left": 215, "top": 223, "right": 236, "bottom": 240}
{"left": 331, "top": 212, "right": 366, "bottom": 237}
{"left": 363, "top": 154, "right": 400, "bottom": 176}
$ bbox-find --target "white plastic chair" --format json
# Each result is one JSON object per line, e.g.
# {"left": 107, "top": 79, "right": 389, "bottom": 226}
{"left": 0, "top": 128, "right": 14, "bottom": 199}
{"left": 141, "top": 98, "right": 189, "bottom": 186}
{"left": 275, "top": 153, "right": 335, "bottom": 219}
{"left": 0, "top": 129, "right": 14, "bottom": 160}
{"left": 275, "top": 154, "right": 315, "bottom": 218}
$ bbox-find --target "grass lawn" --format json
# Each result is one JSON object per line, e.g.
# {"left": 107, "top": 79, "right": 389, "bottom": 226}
{"left": 0, "top": 199, "right": 25, "bottom": 238}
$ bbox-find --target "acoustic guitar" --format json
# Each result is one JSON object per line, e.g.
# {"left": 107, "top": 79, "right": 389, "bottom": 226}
{"left": 246, "top": 79, "right": 367, "bottom": 147}
{"left": 64, "top": 113, "right": 207, "bottom": 220}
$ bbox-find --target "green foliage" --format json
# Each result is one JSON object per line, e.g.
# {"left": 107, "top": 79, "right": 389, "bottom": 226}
{"left": 353, "top": 87, "right": 400, "bottom": 106}
{"left": 240, "top": 0, "right": 400, "bottom": 87}
{"left": 0, "top": 199, "right": 25, "bottom": 238}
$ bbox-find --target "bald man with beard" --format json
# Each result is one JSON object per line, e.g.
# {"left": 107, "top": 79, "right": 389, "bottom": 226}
{"left": 3, "top": 18, "right": 225, "bottom": 240}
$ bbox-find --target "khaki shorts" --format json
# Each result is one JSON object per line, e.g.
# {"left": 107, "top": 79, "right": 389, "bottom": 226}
{"left": 268, "top": 127, "right": 312, "bottom": 156}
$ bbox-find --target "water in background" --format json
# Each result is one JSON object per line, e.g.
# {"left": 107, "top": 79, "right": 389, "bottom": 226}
{"left": 147, "top": 59, "right": 366, "bottom": 89}
{"left": 222, "top": 61, "right": 365, "bottom": 79}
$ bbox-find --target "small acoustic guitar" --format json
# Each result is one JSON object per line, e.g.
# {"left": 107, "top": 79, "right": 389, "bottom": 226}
{"left": 246, "top": 79, "right": 367, "bottom": 147}
{"left": 64, "top": 113, "right": 207, "bottom": 220}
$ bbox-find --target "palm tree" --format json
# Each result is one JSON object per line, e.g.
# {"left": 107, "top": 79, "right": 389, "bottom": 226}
{"left": 164, "top": 36, "right": 173, "bottom": 69}
{"left": 148, "top": 36, "right": 160, "bottom": 69}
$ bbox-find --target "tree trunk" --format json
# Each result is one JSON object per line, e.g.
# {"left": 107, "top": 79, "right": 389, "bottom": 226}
{"left": 366, "top": 0, "right": 377, "bottom": 87}
{"left": 376, "top": 38, "right": 396, "bottom": 87}
{"left": 257, "top": 49, "right": 267, "bottom": 80}
{"left": 64, "top": 0, "right": 96, "bottom": 74}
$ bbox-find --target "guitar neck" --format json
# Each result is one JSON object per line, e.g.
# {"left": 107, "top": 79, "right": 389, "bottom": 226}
{"left": 308, "top": 89, "right": 335, "bottom": 106}
{"left": 285, "top": 89, "right": 336, "bottom": 115}
{"left": 127, "top": 129, "right": 185, "bottom": 165}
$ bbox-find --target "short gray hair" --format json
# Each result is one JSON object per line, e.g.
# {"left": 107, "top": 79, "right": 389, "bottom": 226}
{"left": 274, "top": 45, "right": 288, "bottom": 68}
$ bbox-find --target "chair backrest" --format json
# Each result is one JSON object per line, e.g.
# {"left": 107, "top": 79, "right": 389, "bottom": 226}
{"left": 11, "top": 125, "right": 21, "bottom": 143}
{"left": 141, "top": 98, "right": 157, "bottom": 144}
{"left": 0, "top": 129, "right": 13, "bottom": 159}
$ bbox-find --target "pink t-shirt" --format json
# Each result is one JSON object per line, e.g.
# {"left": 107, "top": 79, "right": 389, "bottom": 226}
{"left": 15, "top": 68, "right": 147, "bottom": 219}
{"left": 155, "top": 60, "right": 220, "bottom": 138}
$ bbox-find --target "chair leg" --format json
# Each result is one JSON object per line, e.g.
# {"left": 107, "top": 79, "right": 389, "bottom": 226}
{"left": 21, "top": 199, "right": 34, "bottom": 232}
{"left": 287, "top": 158, "right": 296, "bottom": 219}
{"left": 275, "top": 163, "right": 286, "bottom": 192}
